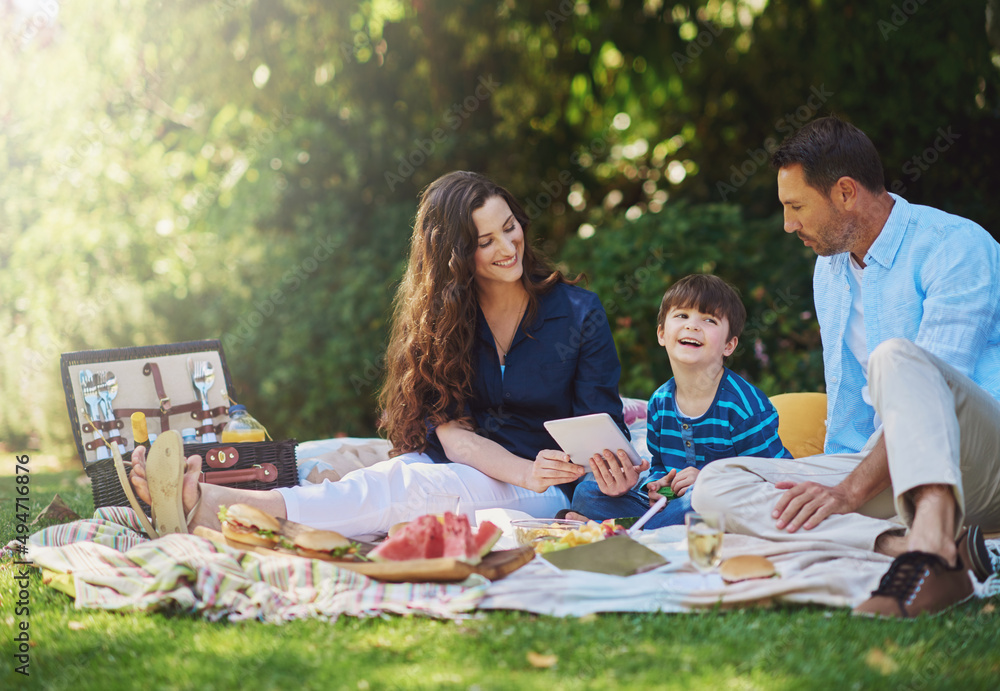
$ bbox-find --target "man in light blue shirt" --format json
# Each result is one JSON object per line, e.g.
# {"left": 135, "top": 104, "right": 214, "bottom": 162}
{"left": 693, "top": 116, "right": 1000, "bottom": 618}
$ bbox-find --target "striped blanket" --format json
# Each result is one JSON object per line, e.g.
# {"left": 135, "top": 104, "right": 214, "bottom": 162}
{"left": 17, "top": 508, "right": 486, "bottom": 623}
{"left": 9, "top": 508, "right": 997, "bottom": 621}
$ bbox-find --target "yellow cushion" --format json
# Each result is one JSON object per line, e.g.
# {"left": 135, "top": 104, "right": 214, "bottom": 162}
{"left": 769, "top": 393, "right": 827, "bottom": 459}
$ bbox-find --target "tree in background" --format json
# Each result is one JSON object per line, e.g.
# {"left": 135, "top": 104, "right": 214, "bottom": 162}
{"left": 2, "top": 0, "right": 997, "bottom": 461}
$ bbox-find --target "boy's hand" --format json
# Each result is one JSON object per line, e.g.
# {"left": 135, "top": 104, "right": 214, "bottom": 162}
{"left": 670, "top": 467, "right": 700, "bottom": 497}
{"left": 589, "top": 449, "right": 649, "bottom": 497}
{"left": 645, "top": 471, "right": 676, "bottom": 506}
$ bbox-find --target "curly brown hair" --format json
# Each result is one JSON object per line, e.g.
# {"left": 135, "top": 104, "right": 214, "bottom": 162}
{"left": 378, "top": 171, "right": 569, "bottom": 456}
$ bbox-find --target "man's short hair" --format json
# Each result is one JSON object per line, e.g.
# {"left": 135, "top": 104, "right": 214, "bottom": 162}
{"left": 656, "top": 274, "right": 746, "bottom": 342}
{"left": 770, "top": 116, "right": 885, "bottom": 196}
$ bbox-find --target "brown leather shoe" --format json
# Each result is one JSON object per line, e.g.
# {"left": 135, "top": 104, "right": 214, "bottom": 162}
{"left": 957, "top": 526, "right": 994, "bottom": 583}
{"left": 853, "top": 551, "right": 974, "bottom": 619}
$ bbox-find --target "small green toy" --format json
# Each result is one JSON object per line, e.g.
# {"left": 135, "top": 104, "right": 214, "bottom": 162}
{"left": 658, "top": 486, "right": 678, "bottom": 501}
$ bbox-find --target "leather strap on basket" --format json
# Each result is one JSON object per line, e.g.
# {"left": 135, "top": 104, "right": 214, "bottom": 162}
{"left": 192, "top": 408, "right": 229, "bottom": 420}
{"left": 113, "top": 362, "right": 226, "bottom": 433}
{"left": 144, "top": 362, "right": 170, "bottom": 413}
{"left": 205, "top": 446, "right": 239, "bottom": 468}
{"left": 199, "top": 463, "right": 278, "bottom": 485}
{"left": 115, "top": 402, "right": 218, "bottom": 431}
{"left": 86, "top": 437, "right": 127, "bottom": 451}
{"left": 195, "top": 423, "right": 218, "bottom": 437}
{"left": 82, "top": 419, "right": 124, "bottom": 434}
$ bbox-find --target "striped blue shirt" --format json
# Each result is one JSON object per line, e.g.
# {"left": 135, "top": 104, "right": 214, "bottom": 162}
{"left": 645, "top": 368, "right": 789, "bottom": 485}
{"left": 814, "top": 194, "right": 1000, "bottom": 454}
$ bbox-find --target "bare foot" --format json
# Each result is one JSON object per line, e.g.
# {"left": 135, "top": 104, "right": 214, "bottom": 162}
{"left": 130, "top": 447, "right": 286, "bottom": 532}
{"left": 131, "top": 446, "right": 203, "bottom": 517}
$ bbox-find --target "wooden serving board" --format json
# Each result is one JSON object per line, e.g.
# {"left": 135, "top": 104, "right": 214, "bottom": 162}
{"left": 193, "top": 527, "right": 534, "bottom": 583}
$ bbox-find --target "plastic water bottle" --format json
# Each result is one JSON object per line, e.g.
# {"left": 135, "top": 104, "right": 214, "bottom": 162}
{"left": 220, "top": 405, "right": 268, "bottom": 443}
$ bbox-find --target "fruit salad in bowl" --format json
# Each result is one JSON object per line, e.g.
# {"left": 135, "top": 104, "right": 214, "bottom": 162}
{"left": 511, "top": 518, "right": 631, "bottom": 553}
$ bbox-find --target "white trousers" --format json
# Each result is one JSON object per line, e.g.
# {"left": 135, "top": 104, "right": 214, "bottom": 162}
{"left": 275, "top": 454, "right": 570, "bottom": 540}
{"left": 693, "top": 338, "right": 1000, "bottom": 551}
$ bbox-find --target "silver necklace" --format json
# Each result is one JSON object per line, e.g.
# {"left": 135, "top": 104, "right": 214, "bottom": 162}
{"left": 487, "top": 295, "right": 528, "bottom": 364}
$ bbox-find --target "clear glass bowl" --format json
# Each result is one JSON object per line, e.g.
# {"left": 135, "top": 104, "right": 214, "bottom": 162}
{"left": 510, "top": 518, "right": 585, "bottom": 548}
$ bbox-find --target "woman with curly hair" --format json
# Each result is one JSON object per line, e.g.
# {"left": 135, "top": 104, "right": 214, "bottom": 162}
{"left": 129, "top": 171, "right": 634, "bottom": 539}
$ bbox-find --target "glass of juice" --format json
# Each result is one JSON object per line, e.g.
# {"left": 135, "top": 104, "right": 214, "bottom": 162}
{"left": 425, "top": 492, "right": 460, "bottom": 519}
{"left": 685, "top": 510, "right": 725, "bottom": 584}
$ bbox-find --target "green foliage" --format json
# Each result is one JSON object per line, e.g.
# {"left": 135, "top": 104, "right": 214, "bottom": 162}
{"left": 218, "top": 200, "right": 413, "bottom": 439}
{"left": 557, "top": 203, "right": 822, "bottom": 399}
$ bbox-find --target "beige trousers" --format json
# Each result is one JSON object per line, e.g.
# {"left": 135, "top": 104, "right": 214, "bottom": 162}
{"left": 692, "top": 339, "right": 1000, "bottom": 551}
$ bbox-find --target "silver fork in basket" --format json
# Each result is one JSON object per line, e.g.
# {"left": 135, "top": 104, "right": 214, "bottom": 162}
{"left": 80, "top": 369, "right": 110, "bottom": 460}
{"left": 192, "top": 360, "right": 217, "bottom": 442}
{"left": 97, "top": 370, "right": 126, "bottom": 453}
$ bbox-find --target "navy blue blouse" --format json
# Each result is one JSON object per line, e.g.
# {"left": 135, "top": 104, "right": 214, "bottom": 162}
{"left": 424, "top": 282, "right": 628, "bottom": 489}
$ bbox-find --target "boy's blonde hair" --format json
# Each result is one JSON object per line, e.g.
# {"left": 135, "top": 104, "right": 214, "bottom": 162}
{"left": 656, "top": 274, "right": 746, "bottom": 342}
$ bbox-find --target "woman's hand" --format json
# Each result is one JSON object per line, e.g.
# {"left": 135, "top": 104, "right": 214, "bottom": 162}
{"left": 524, "top": 450, "right": 587, "bottom": 493}
{"left": 670, "top": 466, "right": 700, "bottom": 497}
{"left": 589, "top": 449, "right": 650, "bottom": 497}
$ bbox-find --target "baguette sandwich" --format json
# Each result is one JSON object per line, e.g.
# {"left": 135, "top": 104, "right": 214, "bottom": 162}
{"left": 291, "top": 528, "right": 362, "bottom": 560}
{"left": 218, "top": 503, "right": 281, "bottom": 548}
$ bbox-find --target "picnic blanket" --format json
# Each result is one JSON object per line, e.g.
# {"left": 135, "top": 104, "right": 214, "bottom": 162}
{"left": 477, "top": 513, "right": 1000, "bottom": 615}
{"left": 17, "top": 508, "right": 998, "bottom": 622}
{"left": 21, "top": 508, "right": 486, "bottom": 623}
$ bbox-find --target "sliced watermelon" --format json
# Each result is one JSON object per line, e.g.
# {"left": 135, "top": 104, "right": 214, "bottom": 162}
{"left": 442, "top": 512, "right": 480, "bottom": 564}
{"left": 471, "top": 521, "right": 502, "bottom": 558}
{"left": 369, "top": 515, "right": 444, "bottom": 562}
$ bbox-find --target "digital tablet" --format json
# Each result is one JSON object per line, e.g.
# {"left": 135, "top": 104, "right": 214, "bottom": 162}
{"left": 543, "top": 412, "right": 643, "bottom": 466}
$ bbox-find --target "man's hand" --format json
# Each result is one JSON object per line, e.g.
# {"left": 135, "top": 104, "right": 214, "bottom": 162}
{"left": 771, "top": 436, "right": 891, "bottom": 532}
{"left": 525, "top": 450, "right": 586, "bottom": 493}
{"left": 772, "top": 480, "right": 856, "bottom": 532}
{"left": 589, "top": 449, "right": 650, "bottom": 497}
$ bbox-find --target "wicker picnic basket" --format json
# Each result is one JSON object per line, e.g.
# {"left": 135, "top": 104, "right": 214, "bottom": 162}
{"left": 85, "top": 439, "right": 299, "bottom": 510}
{"left": 61, "top": 340, "right": 299, "bottom": 510}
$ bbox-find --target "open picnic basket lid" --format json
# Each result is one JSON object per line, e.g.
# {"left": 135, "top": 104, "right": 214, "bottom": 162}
{"left": 60, "top": 339, "right": 236, "bottom": 466}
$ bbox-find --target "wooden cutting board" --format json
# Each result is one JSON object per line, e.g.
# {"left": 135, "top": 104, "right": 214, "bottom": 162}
{"left": 193, "top": 526, "right": 534, "bottom": 583}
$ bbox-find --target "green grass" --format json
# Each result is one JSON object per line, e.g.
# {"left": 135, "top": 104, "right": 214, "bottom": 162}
{"left": 2, "top": 472, "right": 999, "bottom": 690}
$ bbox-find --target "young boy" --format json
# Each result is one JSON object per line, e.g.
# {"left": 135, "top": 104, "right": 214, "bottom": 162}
{"left": 570, "top": 274, "right": 790, "bottom": 528}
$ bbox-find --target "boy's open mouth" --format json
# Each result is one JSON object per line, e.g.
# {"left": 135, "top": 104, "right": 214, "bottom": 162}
{"left": 678, "top": 338, "right": 703, "bottom": 347}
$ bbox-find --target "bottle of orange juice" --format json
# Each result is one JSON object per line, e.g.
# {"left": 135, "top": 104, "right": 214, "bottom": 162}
{"left": 220, "top": 405, "right": 268, "bottom": 443}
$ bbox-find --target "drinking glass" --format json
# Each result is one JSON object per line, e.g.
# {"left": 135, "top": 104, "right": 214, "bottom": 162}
{"left": 426, "top": 492, "right": 460, "bottom": 517}
{"left": 685, "top": 511, "right": 725, "bottom": 584}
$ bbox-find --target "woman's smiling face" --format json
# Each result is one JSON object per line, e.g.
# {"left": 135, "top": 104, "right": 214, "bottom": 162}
{"left": 472, "top": 195, "right": 524, "bottom": 287}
